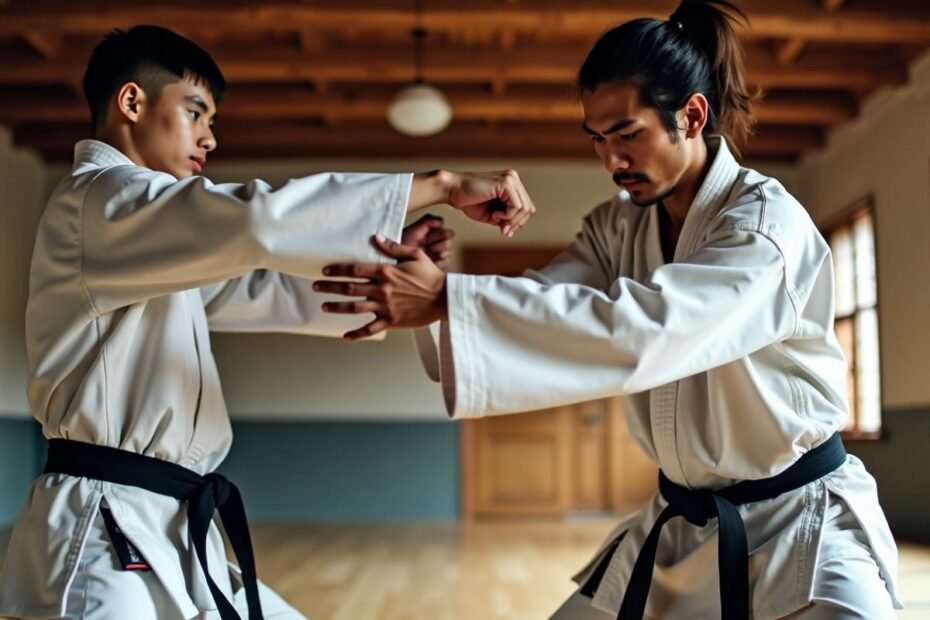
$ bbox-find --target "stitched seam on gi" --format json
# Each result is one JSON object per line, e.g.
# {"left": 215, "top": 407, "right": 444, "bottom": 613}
{"left": 79, "top": 545, "right": 89, "bottom": 618}
{"left": 59, "top": 483, "right": 103, "bottom": 618}
{"left": 750, "top": 205, "right": 803, "bottom": 340}
{"left": 447, "top": 274, "right": 475, "bottom": 416}
{"left": 97, "top": 315, "right": 112, "bottom": 446}
{"left": 753, "top": 483, "right": 819, "bottom": 619}
{"left": 470, "top": 276, "right": 488, "bottom": 415}
{"left": 754, "top": 183, "right": 768, "bottom": 235}
{"left": 76, "top": 168, "right": 113, "bottom": 318}
{"left": 453, "top": 274, "right": 471, "bottom": 416}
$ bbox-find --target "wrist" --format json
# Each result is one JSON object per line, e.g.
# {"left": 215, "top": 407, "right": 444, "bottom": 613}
{"left": 434, "top": 169, "right": 455, "bottom": 206}
{"left": 408, "top": 169, "right": 455, "bottom": 212}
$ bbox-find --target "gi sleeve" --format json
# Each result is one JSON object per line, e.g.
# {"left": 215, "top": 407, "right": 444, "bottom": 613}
{"left": 198, "top": 271, "right": 387, "bottom": 338}
{"left": 78, "top": 167, "right": 410, "bottom": 315}
{"left": 438, "top": 224, "right": 798, "bottom": 418}
{"left": 413, "top": 202, "right": 619, "bottom": 382}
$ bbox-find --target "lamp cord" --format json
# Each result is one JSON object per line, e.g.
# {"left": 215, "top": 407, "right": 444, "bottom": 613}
{"left": 412, "top": 0, "right": 426, "bottom": 84}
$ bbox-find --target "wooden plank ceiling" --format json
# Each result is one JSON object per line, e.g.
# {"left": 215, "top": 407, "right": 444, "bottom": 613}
{"left": 0, "top": 0, "right": 928, "bottom": 163}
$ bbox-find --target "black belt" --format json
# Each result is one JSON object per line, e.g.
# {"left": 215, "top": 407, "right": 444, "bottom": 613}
{"left": 582, "top": 433, "right": 846, "bottom": 620}
{"left": 44, "top": 439, "right": 263, "bottom": 620}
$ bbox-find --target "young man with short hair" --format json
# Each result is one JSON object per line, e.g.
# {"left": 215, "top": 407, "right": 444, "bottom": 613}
{"left": 0, "top": 24, "right": 536, "bottom": 620}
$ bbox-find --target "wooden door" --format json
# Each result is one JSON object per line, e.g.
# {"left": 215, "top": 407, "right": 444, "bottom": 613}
{"left": 459, "top": 246, "right": 657, "bottom": 518}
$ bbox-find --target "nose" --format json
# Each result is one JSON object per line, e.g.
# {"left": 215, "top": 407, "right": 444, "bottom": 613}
{"left": 601, "top": 141, "right": 630, "bottom": 174}
{"left": 199, "top": 128, "right": 217, "bottom": 153}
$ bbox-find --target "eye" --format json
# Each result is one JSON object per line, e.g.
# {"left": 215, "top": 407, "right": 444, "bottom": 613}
{"left": 189, "top": 109, "right": 201, "bottom": 121}
{"left": 589, "top": 134, "right": 605, "bottom": 143}
{"left": 619, "top": 130, "right": 642, "bottom": 141}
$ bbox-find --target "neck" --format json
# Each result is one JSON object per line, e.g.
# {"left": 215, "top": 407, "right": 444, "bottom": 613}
{"left": 661, "top": 137, "right": 711, "bottom": 230}
{"left": 96, "top": 125, "right": 146, "bottom": 168}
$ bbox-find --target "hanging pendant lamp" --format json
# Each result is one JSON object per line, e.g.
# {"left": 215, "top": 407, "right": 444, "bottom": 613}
{"left": 386, "top": 6, "right": 452, "bottom": 137}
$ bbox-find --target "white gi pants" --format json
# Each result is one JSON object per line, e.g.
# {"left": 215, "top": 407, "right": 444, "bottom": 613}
{"left": 550, "top": 497, "right": 898, "bottom": 620}
{"left": 2, "top": 512, "right": 306, "bottom": 620}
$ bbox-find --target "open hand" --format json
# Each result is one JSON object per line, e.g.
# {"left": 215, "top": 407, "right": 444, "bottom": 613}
{"left": 313, "top": 234, "right": 448, "bottom": 340}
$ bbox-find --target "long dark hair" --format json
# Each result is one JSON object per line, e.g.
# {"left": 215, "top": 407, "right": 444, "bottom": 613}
{"left": 577, "top": 0, "right": 758, "bottom": 148}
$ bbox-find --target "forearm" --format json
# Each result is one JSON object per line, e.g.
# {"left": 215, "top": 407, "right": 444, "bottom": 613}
{"left": 407, "top": 169, "right": 453, "bottom": 212}
{"left": 203, "top": 271, "right": 379, "bottom": 337}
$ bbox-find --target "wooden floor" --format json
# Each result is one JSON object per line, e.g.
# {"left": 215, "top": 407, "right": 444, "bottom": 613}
{"left": 2, "top": 520, "right": 929, "bottom": 619}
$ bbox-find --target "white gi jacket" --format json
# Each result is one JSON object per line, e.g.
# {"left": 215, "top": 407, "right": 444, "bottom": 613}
{"left": 418, "top": 138, "right": 900, "bottom": 619}
{"left": 0, "top": 140, "right": 411, "bottom": 618}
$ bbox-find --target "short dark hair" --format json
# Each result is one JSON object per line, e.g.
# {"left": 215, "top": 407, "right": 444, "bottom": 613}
{"left": 82, "top": 24, "right": 226, "bottom": 128}
{"left": 578, "top": 0, "right": 758, "bottom": 149}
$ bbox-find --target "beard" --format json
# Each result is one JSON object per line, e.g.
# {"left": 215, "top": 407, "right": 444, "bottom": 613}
{"left": 613, "top": 172, "right": 674, "bottom": 207}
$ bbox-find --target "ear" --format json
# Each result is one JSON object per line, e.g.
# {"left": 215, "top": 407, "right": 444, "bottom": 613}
{"left": 114, "top": 82, "right": 146, "bottom": 123}
{"left": 679, "top": 93, "right": 709, "bottom": 139}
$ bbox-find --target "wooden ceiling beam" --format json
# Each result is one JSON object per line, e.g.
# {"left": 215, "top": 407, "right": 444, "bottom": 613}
{"left": 0, "top": 4, "right": 928, "bottom": 46}
{"left": 22, "top": 31, "right": 62, "bottom": 59}
{"left": 773, "top": 0, "right": 848, "bottom": 65}
{"left": 0, "top": 92, "right": 855, "bottom": 126}
{"left": 774, "top": 37, "right": 807, "bottom": 65}
{"left": 0, "top": 47, "right": 906, "bottom": 91}
{"left": 297, "top": 28, "right": 324, "bottom": 53}
{"left": 821, "top": 0, "right": 849, "bottom": 10}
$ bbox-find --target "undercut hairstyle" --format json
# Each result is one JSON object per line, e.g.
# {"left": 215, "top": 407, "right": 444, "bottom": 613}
{"left": 577, "top": 0, "right": 759, "bottom": 150}
{"left": 82, "top": 24, "right": 226, "bottom": 128}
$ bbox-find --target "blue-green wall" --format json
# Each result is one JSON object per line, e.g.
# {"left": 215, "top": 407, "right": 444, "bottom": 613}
{"left": 0, "top": 419, "right": 459, "bottom": 526}
{"left": 845, "top": 406, "right": 930, "bottom": 543}
{"left": 0, "top": 418, "right": 43, "bottom": 525}
{"left": 219, "top": 420, "right": 460, "bottom": 520}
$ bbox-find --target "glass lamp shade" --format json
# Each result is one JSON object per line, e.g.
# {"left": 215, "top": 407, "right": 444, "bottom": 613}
{"left": 386, "top": 83, "right": 453, "bottom": 137}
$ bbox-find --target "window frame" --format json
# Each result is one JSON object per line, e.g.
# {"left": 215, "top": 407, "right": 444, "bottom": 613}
{"left": 819, "top": 196, "right": 884, "bottom": 442}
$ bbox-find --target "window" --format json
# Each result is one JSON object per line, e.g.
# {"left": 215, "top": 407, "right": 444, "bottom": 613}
{"left": 823, "top": 199, "right": 881, "bottom": 438}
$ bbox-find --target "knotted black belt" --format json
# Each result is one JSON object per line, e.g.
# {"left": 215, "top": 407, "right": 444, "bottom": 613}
{"left": 44, "top": 439, "right": 263, "bottom": 620}
{"left": 582, "top": 433, "right": 846, "bottom": 620}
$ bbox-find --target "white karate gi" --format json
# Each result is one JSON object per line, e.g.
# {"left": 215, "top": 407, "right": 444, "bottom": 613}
{"left": 418, "top": 138, "right": 901, "bottom": 619}
{"left": 0, "top": 140, "right": 411, "bottom": 619}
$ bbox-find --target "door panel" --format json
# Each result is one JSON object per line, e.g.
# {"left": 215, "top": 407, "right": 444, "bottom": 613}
{"left": 460, "top": 246, "right": 657, "bottom": 518}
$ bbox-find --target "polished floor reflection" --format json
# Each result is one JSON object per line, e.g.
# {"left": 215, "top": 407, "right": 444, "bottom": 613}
{"left": 2, "top": 520, "right": 928, "bottom": 619}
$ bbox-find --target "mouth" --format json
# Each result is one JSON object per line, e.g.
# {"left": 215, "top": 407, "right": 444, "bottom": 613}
{"left": 614, "top": 173, "right": 648, "bottom": 190}
{"left": 190, "top": 156, "right": 205, "bottom": 173}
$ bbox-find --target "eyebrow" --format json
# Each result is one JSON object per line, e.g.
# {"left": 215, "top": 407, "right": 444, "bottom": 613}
{"left": 185, "top": 95, "right": 210, "bottom": 112}
{"left": 582, "top": 118, "right": 639, "bottom": 136}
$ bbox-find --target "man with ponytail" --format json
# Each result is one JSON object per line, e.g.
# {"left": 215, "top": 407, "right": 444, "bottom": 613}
{"left": 317, "top": 1, "right": 901, "bottom": 618}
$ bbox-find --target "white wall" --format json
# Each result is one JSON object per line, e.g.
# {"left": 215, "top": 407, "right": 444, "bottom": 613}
{"left": 0, "top": 128, "right": 46, "bottom": 417}
{"left": 797, "top": 50, "right": 930, "bottom": 409}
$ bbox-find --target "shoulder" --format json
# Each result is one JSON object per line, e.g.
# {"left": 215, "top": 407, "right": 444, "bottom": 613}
{"left": 716, "top": 169, "right": 812, "bottom": 236}
{"left": 81, "top": 164, "right": 196, "bottom": 219}
{"left": 712, "top": 167, "right": 832, "bottom": 302}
